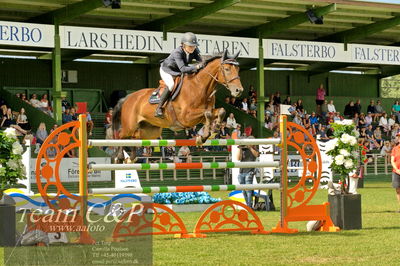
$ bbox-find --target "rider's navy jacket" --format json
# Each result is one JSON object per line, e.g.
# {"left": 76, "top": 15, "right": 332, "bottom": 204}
{"left": 161, "top": 46, "right": 202, "bottom": 76}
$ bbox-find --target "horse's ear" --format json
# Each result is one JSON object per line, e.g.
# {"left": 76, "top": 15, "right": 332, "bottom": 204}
{"left": 231, "top": 51, "right": 240, "bottom": 60}
{"left": 222, "top": 49, "right": 228, "bottom": 61}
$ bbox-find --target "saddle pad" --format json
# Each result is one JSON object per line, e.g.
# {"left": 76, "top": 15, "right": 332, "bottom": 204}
{"left": 148, "top": 74, "right": 183, "bottom": 104}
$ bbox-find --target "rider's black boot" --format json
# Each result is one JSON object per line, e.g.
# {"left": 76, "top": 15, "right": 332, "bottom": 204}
{"left": 155, "top": 89, "right": 171, "bottom": 117}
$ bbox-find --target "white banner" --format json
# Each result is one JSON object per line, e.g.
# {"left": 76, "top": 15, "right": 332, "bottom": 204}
{"left": 115, "top": 170, "right": 141, "bottom": 189}
{"left": 60, "top": 25, "right": 258, "bottom": 58}
{"left": 264, "top": 39, "right": 347, "bottom": 63}
{"left": 0, "top": 20, "right": 54, "bottom": 48}
{"left": 349, "top": 43, "right": 400, "bottom": 65}
{"left": 30, "top": 157, "right": 112, "bottom": 183}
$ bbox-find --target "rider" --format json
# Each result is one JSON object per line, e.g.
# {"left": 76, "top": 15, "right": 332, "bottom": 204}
{"left": 155, "top": 32, "right": 204, "bottom": 117}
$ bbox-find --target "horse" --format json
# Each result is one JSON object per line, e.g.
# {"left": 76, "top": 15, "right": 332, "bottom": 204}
{"left": 112, "top": 50, "right": 244, "bottom": 160}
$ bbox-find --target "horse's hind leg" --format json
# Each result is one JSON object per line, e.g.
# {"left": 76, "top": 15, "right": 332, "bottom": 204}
{"left": 196, "top": 110, "right": 213, "bottom": 144}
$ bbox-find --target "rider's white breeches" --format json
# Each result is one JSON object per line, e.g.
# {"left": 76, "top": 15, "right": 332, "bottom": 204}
{"left": 160, "top": 67, "right": 175, "bottom": 92}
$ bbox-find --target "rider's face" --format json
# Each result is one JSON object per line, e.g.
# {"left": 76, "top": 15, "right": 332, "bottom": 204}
{"left": 183, "top": 44, "right": 196, "bottom": 54}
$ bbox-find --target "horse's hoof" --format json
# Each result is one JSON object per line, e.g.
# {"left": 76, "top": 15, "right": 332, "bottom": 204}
{"left": 195, "top": 136, "right": 203, "bottom": 145}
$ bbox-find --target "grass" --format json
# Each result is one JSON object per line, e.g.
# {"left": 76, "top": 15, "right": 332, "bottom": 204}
{"left": 2, "top": 175, "right": 400, "bottom": 265}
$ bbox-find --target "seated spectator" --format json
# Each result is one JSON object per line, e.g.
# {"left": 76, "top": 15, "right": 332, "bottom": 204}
{"left": 352, "top": 113, "right": 359, "bottom": 127}
{"left": 224, "top": 96, "right": 230, "bottom": 104}
{"left": 219, "top": 122, "right": 230, "bottom": 140}
{"left": 264, "top": 115, "right": 273, "bottom": 130}
{"left": 354, "top": 99, "right": 362, "bottom": 115}
{"left": 374, "top": 100, "right": 384, "bottom": 120}
{"left": 16, "top": 108, "right": 31, "bottom": 132}
{"left": 359, "top": 127, "right": 367, "bottom": 143}
{"left": 344, "top": 101, "right": 356, "bottom": 118}
{"left": 70, "top": 107, "right": 78, "bottom": 121}
{"left": 293, "top": 112, "right": 303, "bottom": 126}
{"left": 265, "top": 102, "right": 274, "bottom": 116}
{"left": 29, "top": 94, "right": 41, "bottom": 108}
{"left": 86, "top": 112, "right": 94, "bottom": 136}
{"left": 248, "top": 85, "right": 256, "bottom": 98}
{"left": 104, "top": 108, "right": 113, "bottom": 128}
{"left": 20, "top": 93, "right": 29, "bottom": 104}
{"left": 380, "top": 141, "right": 392, "bottom": 162}
{"left": 327, "top": 100, "right": 336, "bottom": 113}
{"left": 1, "top": 108, "right": 28, "bottom": 135}
{"left": 35, "top": 122, "right": 48, "bottom": 145}
{"left": 389, "top": 115, "right": 396, "bottom": 130}
{"left": 241, "top": 98, "right": 249, "bottom": 113}
{"left": 333, "top": 112, "right": 343, "bottom": 122}
{"left": 62, "top": 97, "right": 71, "bottom": 112}
{"left": 249, "top": 98, "right": 257, "bottom": 116}
{"left": 273, "top": 91, "right": 281, "bottom": 114}
{"left": 391, "top": 124, "right": 400, "bottom": 140}
{"left": 62, "top": 108, "right": 73, "bottom": 124}
{"left": 271, "top": 113, "right": 280, "bottom": 131}
{"left": 186, "top": 126, "right": 198, "bottom": 139}
{"left": 40, "top": 94, "right": 52, "bottom": 115}
{"left": 230, "top": 97, "right": 240, "bottom": 109}
{"left": 318, "top": 125, "right": 329, "bottom": 141}
{"left": 379, "top": 113, "right": 390, "bottom": 135}
{"left": 283, "top": 96, "right": 291, "bottom": 105}
{"left": 367, "top": 100, "right": 377, "bottom": 121}
{"left": 374, "top": 127, "right": 383, "bottom": 148}
{"left": 365, "top": 124, "right": 374, "bottom": 140}
{"left": 288, "top": 103, "right": 297, "bottom": 116}
{"left": 232, "top": 124, "right": 242, "bottom": 138}
{"left": 178, "top": 146, "right": 192, "bottom": 163}
{"left": 143, "top": 147, "right": 153, "bottom": 162}
{"left": 162, "top": 146, "right": 176, "bottom": 161}
{"left": 392, "top": 100, "right": 400, "bottom": 123}
{"left": 309, "top": 112, "right": 320, "bottom": 135}
{"left": 296, "top": 99, "right": 304, "bottom": 116}
{"left": 358, "top": 113, "right": 366, "bottom": 129}
{"left": 365, "top": 112, "right": 373, "bottom": 127}
{"left": 226, "top": 113, "right": 237, "bottom": 130}
{"left": 321, "top": 100, "right": 328, "bottom": 117}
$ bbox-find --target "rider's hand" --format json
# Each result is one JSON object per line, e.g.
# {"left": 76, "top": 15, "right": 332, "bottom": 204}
{"left": 196, "top": 62, "right": 205, "bottom": 70}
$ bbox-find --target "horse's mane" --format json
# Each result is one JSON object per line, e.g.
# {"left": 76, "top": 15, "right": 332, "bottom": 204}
{"left": 203, "top": 54, "right": 222, "bottom": 65}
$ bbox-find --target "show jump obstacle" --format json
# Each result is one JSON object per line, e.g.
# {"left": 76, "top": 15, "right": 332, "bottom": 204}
{"left": 33, "top": 115, "right": 338, "bottom": 243}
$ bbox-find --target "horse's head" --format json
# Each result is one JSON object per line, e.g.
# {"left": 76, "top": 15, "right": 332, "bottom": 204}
{"left": 217, "top": 50, "right": 243, "bottom": 97}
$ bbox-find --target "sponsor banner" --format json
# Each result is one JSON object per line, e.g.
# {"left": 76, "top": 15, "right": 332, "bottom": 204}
{"left": 264, "top": 39, "right": 347, "bottom": 62}
{"left": 0, "top": 20, "right": 54, "bottom": 48}
{"left": 349, "top": 43, "right": 400, "bottom": 65}
{"left": 30, "top": 157, "right": 111, "bottom": 183}
{"left": 115, "top": 170, "right": 141, "bottom": 189}
{"left": 60, "top": 25, "right": 258, "bottom": 58}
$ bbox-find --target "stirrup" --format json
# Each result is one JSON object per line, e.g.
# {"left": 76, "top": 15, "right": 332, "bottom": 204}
{"left": 155, "top": 108, "right": 164, "bottom": 118}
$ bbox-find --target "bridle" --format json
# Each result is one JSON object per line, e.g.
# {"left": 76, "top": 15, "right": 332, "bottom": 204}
{"left": 204, "top": 59, "right": 240, "bottom": 90}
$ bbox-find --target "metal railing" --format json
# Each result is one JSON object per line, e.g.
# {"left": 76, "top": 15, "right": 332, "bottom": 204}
{"left": 135, "top": 155, "right": 229, "bottom": 181}
{"left": 363, "top": 153, "right": 392, "bottom": 175}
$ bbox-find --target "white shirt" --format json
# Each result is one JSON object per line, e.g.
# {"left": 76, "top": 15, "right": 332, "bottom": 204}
{"left": 327, "top": 104, "right": 336, "bottom": 113}
{"left": 30, "top": 99, "right": 41, "bottom": 108}
{"left": 226, "top": 117, "right": 237, "bottom": 128}
{"left": 380, "top": 145, "right": 391, "bottom": 156}
{"left": 379, "top": 117, "right": 388, "bottom": 127}
{"left": 241, "top": 102, "right": 248, "bottom": 111}
{"left": 388, "top": 118, "right": 396, "bottom": 127}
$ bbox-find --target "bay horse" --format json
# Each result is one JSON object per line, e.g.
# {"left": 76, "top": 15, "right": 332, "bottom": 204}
{"left": 112, "top": 50, "right": 243, "bottom": 160}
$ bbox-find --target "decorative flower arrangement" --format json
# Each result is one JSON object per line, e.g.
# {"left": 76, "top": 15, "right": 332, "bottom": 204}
{"left": 325, "top": 120, "right": 366, "bottom": 193}
{"left": 0, "top": 128, "right": 26, "bottom": 200}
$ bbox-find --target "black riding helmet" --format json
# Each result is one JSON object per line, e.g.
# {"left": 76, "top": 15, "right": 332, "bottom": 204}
{"left": 181, "top": 32, "right": 199, "bottom": 47}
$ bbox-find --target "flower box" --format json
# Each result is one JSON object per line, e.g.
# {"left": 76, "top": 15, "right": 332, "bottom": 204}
{"left": 328, "top": 194, "right": 362, "bottom": 230}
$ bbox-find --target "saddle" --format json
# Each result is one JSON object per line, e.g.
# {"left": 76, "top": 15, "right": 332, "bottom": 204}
{"left": 149, "top": 74, "right": 184, "bottom": 104}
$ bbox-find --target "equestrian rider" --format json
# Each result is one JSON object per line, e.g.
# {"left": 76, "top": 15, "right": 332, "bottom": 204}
{"left": 156, "top": 32, "right": 204, "bottom": 117}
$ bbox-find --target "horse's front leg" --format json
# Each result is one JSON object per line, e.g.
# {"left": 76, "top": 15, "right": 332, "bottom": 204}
{"left": 212, "top": 108, "right": 226, "bottom": 132}
{"left": 196, "top": 110, "right": 212, "bottom": 145}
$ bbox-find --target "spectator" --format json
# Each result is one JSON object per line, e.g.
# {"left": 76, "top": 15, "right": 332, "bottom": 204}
{"left": 186, "top": 126, "right": 198, "bottom": 139}
{"left": 162, "top": 146, "right": 176, "bottom": 161}
{"left": 248, "top": 85, "right": 256, "bottom": 98}
{"left": 226, "top": 113, "right": 237, "bottom": 130}
{"left": 344, "top": 101, "right": 356, "bottom": 118}
{"left": 62, "top": 108, "right": 72, "bottom": 124}
{"left": 219, "top": 122, "right": 230, "bottom": 140}
{"left": 392, "top": 124, "right": 400, "bottom": 141}
{"left": 374, "top": 127, "right": 384, "bottom": 148}
{"left": 249, "top": 98, "right": 257, "bottom": 115}
{"left": 16, "top": 108, "right": 31, "bottom": 132}
{"left": 86, "top": 112, "right": 94, "bottom": 136}
{"left": 40, "top": 93, "right": 52, "bottom": 115}
{"left": 358, "top": 113, "right": 366, "bottom": 129}
{"left": 379, "top": 113, "right": 390, "bottom": 135}
{"left": 1, "top": 108, "right": 28, "bottom": 135}
{"left": 316, "top": 84, "right": 326, "bottom": 114}
{"left": 321, "top": 100, "right": 328, "bottom": 117}
{"left": 327, "top": 100, "right": 336, "bottom": 113}
{"left": 230, "top": 97, "right": 240, "bottom": 109}
{"left": 296, "top": 99, "right": 304, "bottom": 116}
{"left": 20, "top": 93, "right": 29, "bottom": 104}
{"left": 241, "top": 98, "right": 249, "bottom": 113}
{"left": 389, "top": 115, "right": 396, "bottom": 131}
{"left": 283, "top": 96, "right": 291, "bottom": 105}
{"left": 293, "top": 112, "right": 303, "bottom": 126}
{"left": 105, "top": 108, "right": 113, "bottom": 129}
{"left": 61, "top": 97, "right": 71, "bottom": 112}
{"left": 359, "top": 127, "right": 367, "bottom": 142}
{"left": 375, "top": 100, "right": 384, "bottom": 120}
{"left": 392, "top": 100, "right": 400, "bottom": 122}
{"left": 29, "top": 94, "right": 41, "bottom": 108}
{"left": 381, "top": 141, "right": 392, "bottom": 163}
{"left": 178, "top": 146, "right": 192, "bottom": 163}
{"left": 35, "top": 122, "right": 48, "bottom": 145}
{"left": 353, "top": 113, "right": 359, "bottom": 127}
{"left": 273, "top": 92, "right": 281, "bottom": 114}
{"left": 354, "top": 99, "right": 362, "bottom": 115}
{"left": 70, "top": 107, "right": 78, "bottom": 121}
{"left": 365, "top": 113, "right": 373, "bottom": 127}
{"left": 232, "top": 124, "right": 242, "bottom": 138}
{"left": 367, "top": 100, "right": 377, "bottom": 121}
{"left": 310, "top": 112, "right": 320, "bottom": 135}
{"left": 318, "top": 125, "right": 329, "bottom": 141}
{"left": 265, "top": 102, "right": 274, "bottom": 116}
{"left": 224, "top": 96, "right": 230, "bottom": 104}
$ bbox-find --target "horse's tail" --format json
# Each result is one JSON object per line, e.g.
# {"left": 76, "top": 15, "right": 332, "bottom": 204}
{"left": 112, "top": 97, "right": 126, "bottom": 139}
